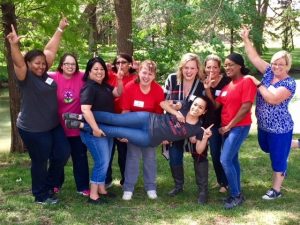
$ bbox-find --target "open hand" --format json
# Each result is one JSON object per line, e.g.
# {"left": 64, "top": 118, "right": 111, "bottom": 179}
{"left": 93, "top": 127, "right": 106, "bottom": 137}
{"left": 117, "top": 138, "right": 128, "bottom": 143}
{"left": 244, "top": 75, "right": 260, "bottom": 86}
{"left": 189, "top": 136, "right": 197, "bottom": 144}
{"left": 219, "top": 125, "right": 230, "bottom": 135}
{"left": 176, "top": 111, "right": 185, "bottom": 123}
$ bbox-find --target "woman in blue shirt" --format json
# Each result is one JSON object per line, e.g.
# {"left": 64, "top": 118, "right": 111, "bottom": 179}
{"left": 241, "top": 26, "right": 296, "bottom": 200}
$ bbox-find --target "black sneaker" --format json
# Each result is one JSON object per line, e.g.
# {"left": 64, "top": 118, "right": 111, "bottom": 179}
{"left": 65, "top": 119, "right": 82, "bottom": 129}
{"left": 35, "top": 197, "right": 59, "bottom": 205}
{"left": 262, "top": 188, "right": 282, "bottom": 200}
{"left": 224, "top": 194, "right": 244, "bottom": 209}
{"left": 63, "top": 113, "right": 83, "bottom": 121}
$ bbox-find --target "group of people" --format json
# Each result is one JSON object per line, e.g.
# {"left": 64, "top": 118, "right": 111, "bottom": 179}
{"left": 7, "top": 17, "right": 297, "bottom": 209}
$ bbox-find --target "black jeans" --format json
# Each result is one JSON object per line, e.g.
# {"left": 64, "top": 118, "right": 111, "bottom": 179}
{"left": 105, "top": 139, "right": 127, "bottom": 185}
{"left": 18, "top": 125, "right": 70, "bottom": 201}
{"left": 68, "top": 136, "right": 90, "bottom": 191}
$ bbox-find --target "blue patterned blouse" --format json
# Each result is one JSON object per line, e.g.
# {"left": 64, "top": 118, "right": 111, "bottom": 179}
{"left": 256, "top": 66, "right": 296, "bottom": 133}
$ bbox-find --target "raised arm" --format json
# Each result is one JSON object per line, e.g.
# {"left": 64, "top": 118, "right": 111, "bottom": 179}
{"left": 6, "top": 25, "right": 27, "bottom": 80}
{"left": 240, "top": 26, "right": 269, "bottom": 74}
{"left": 43, "top": 17, "right": 69, "bottom": 69}
{"left": 195, "top": 124, "right": 213, "bottom": 155}
{"left": 112, "top": 65, "right": 124, "bottom": 97}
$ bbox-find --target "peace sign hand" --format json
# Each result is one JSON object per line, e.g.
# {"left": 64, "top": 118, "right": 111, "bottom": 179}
{"left": 204, "top": 73, "right": 215, "bottom": 89}
{"left": 6, "top": 24, "right": 26, "bottom": 45}
{"left": 240, "top": 25, "right": 251, "bottom": 41}
{"left": 58, "top": 14, "right": 69, "bottom": 31}
{"left": 116, "top": 64, "right": 124, "bottom": 80}
{"left": 201, "top": 124, "right": 214, "bottom": 139}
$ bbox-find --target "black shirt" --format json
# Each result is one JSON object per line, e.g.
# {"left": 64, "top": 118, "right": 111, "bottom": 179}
{"left": 80, "top": 80, "right": 115, "bottom": 112}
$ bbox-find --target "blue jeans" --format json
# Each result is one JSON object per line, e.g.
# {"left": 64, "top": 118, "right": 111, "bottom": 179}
{"left": 18, "top": 125, "right": 70, "bottom": 202}
{"left": 123, "top": 143, "right": 157, "bottom": 192}
{"left": 169, "top": 140, "right": 185, "bottom": 166}
{"left": 220, "top": 126, "right": 250, "bottom": 197}
{"left": 82, "top": 111, "right": 152, "bottom": 147}
{"left": 209, "top": 126, "right": 228, "bottom": 187}
{"left": 80, "top": 132, "right": 113, "bottom": 184}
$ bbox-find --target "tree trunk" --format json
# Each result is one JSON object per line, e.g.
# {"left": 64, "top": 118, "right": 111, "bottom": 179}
{"left": 252, "top": 0, "right": 269, "bottom": 55}
{"left": 114, "top": 0, "right": 133, "bottom": 55}
{"left": 1, "top": 3, "right": 25, "bottom": 153}
{"left": 83, "top": 3, "right": 98, "bottom": 54}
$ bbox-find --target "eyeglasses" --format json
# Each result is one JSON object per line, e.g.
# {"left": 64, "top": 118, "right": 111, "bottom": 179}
{"left": 271, "top": 63, "right": 286, "bottom": 68}
{"left": 224, "top": 63, "right": 236, "bottom": 68}
{"left": 63, "top": 63, "right": 76, "bottom": 67}
{"left": 116, "top": 61, "right": 128, "bottom": 65}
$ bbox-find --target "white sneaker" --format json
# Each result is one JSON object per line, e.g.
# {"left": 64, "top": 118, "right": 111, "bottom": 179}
{"left": 147, "top": 190, "right": 157, "bottom": 199}
{"left": 122, "top": 191, "right": 133, "bottom": 200}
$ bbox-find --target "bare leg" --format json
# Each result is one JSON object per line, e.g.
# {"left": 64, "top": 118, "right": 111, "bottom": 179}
{"left": 291, "top": 139, "right": 299, "bottom": 149}
{"left": 90, "top": 183, "right": 100, "bottom": 200}
{"left": 272, "top": 172, "right": 284, "bottom": 192}
{"left": 98, "top": 184, "right": 107, "bottom": 195}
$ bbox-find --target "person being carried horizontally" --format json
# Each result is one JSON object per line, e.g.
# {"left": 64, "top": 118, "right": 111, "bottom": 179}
{"left": 64, "top": 96, "right": 213, "bottom": 153}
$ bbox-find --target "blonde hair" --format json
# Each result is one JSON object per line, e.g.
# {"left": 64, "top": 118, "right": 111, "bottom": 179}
{"left": 176, "top": 53, "right": 204, "bottom": 84}
{"left": 204, "top": 54, "right": 222, "bottom": 68}
{"left": 270, "top": 50, "right": 292, "bottom": 72}
{"left": 135, "top": 60, "right": 157, "bottom": 83}
{"left": 139, "top": 60, "right": 157, "bottom": 74}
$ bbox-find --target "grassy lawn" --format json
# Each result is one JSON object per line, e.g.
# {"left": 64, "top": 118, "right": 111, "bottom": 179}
{"left": 0, "top": 47, "right": 300, "bottom": 224}
{"left": 0, "top": 134, "right": 300, "bottom": 225}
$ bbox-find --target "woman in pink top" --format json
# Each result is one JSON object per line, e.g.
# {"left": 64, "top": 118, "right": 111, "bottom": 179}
{"left": 51, "top": 53, "right": 89, "bottom": 196}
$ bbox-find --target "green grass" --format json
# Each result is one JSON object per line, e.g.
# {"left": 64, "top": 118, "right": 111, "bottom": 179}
{"left": 1, "top": 134, "right": 300, "bottom": 225}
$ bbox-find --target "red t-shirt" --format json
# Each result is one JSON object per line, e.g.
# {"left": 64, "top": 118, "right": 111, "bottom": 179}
{"left": 107, "top": 70, "right": 137, "bottom": 113}
{"left": 216, "top": 77, "right": 256, "bottom": 127}
{"left": 121, "top": 80, "right": 164, "bottom": 114}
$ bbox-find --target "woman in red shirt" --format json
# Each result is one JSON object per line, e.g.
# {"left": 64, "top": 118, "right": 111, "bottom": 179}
{"left": 120, "top": 60, "right": 164, "bottom": 200}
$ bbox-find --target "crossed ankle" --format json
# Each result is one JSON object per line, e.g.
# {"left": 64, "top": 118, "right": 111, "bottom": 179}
{"left": 63, "top": 113, "right": 84, "bottom": 121}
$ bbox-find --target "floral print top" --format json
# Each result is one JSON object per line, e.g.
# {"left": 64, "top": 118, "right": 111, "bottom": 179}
{"left": 256, "top": 66, "right": 296, "bottom": 133}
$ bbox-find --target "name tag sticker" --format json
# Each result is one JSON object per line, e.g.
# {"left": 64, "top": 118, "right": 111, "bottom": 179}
{"left": 267, "top": 85, "right": 276, "bottom": 94}
{"left": 221, "top": 91, "right": 227, "bottom": 96}
{"left": 45, "top": 77, "right": 54, "bottom": 85}
{"left": 189, "top": 95, "right": 196, "bottom": 101}
{"left": 215, "top": 90, "right": 221, "bottom": 96}
{"left": 133, "top": 100, "right": 144, "bottom": 108}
